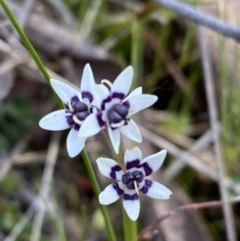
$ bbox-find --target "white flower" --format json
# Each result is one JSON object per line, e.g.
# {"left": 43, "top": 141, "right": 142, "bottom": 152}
{"left": 78, "top": 66, "right": 158, "bottom": 154}
{"left": 39, "top": 64, "right": 96, "bottom": 158}
{"left": 96, "top": 147, "right": 172, "bottom": 221}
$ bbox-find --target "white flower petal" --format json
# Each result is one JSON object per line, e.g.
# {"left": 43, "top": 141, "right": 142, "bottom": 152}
{"left": 39, "top": 109, "right": 70, "bottom": 131}
{"left": 120, "top": 119, "right": 142, "bottom": 143}
{"left": 140, "top": 150, "right": 167, "bottom": 176}
{"left": 93, "top": 84, "right": 111, "bottom": 110}
{"left": 96, "top": 158, "right": 123, "bottom": 180}
{"left": 67, "top": 128, "right": 86, "bottom": 158}
{"left": 123, "top": 87, "right": 142, "bottom": 101}
{"left": 123, "top": 190, "right": 140, "bottom": 221}
{"left": 99, "top": 182, "right": 124, "bottom": 205}
{"left": 78, "top": 113, "right": 103, "bottom": 138}
{"left": 50, "top": 79, "right": 80, "bottom": 105}
{"left": 140, "top": 180, "right": 172, "bottom": 199}
{"left": 80, "top": 64, "right": 95, "bottom": 98}
{"left": 126, "top": 94, "right": 158, "bottom": 115}
{"left": 107, "top": 123, "right": 121, "bottom": 154}
{"left": 124, "top": 146, "right": 142, "bottom": 165}
{"left": 111, "top": 66, "right": 133, "bottom": 99}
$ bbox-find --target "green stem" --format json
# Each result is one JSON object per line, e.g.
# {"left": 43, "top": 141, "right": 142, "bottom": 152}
{"left": 123, "top": 206, "right": 137, "bottom": 241}
{"left": 1, "top": 1, "right": 116, "bottom": 240}
{"left": 81, "top": 150, "right": 117, "bottom": 241}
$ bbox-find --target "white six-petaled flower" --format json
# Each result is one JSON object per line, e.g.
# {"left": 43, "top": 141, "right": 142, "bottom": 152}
{"left": 96, "top": 147, "right": 172, "bottom": 221}
{"left": 39, "top": 64, "right": 96, "bottom": 158}
{"left": 78, "top": 66, "right": 158, "bottom": 154}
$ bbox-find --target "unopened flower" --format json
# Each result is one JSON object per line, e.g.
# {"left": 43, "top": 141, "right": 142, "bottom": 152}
{"left": 78, "top": 66, "right": 158, "bottom": 154}
{"left": 39, "top": 64, "right": 96, "bottom": 158}
{"left": 96, "top": 147, "right": 172, "bottom": 221}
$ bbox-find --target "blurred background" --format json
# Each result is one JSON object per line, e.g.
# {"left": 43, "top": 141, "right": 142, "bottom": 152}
{"left": 0, "top": 0, "right": 240, "bottom": 240}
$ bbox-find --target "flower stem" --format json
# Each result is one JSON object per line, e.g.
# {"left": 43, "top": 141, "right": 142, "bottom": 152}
{"left": 123, "top": 207, "right": 138, "bottom": 241}
{"left": 81, "top": 149, "right": 117, "bottom": 241}
{"left": 1, "top": 2, "right": 117, "bottom": 240}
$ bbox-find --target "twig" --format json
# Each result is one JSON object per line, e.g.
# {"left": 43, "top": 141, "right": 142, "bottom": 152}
{"left": 153, "top": 0, "right": 240, "bottom": 41}
{"left": 138, "top": 196, "right": 240, "bottom": 240}
{"left": 139, "top": 125, "right": 240, "bottom": 194}
{"left": 30, "top": 132, "right": 61, "bottom": 241}
{"left": 4, "top": 199, "right": 38, "bottom": 241}
{"left": 0, "top": 1, "right": 109, "bottom": 60}
{"left": 47, "top": 0, "right": 76, "bottom": 28}
{"left": 165, "top": 129, "right": 213, "bottom": 178}
{"left": 0, "top": 126, "right": 35, "bottom": 182}
{"left": 0, "top": 39, "right": 78, "bottom": 88}
{"left": 198, "top": 26, "right": 237, "bottom": 241}
{"left": 18, "top": 0, "right": 36, "bottom": 28}
{"left": 12, "top": 151, "right": 46, "bottom": 165}
{"left": 79, "top": 0, "right": 103, "bottom": 38}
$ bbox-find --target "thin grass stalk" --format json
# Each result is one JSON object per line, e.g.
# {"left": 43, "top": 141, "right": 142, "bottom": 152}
{"left": 81, "top": 150, "right": 117, "bottom": 241}
{"left": 138, "top": 196, "right": 240, "bottom": 241}
{"left": 0, "top": 2, "right": 116, "bottom": 240}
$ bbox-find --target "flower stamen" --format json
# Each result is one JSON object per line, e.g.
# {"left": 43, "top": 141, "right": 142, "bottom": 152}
{"left": 111, "top": 120, "right": 125, "bottom": 128}
{"left": 72, "top": 115, "right": 82, "bottom": 125}
{"left": 101, "top": 79, "right": 113, "bottom": 88}
{"left": 68, "top": 100, "right": 74, "bottom": 112}
{"left": 134, "top": 180, "right": 139, "bottom": 195}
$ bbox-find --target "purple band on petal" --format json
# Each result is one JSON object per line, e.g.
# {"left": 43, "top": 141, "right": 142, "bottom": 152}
{"left": 71, "top": 96, "right": 79, "bottom": 102}
{"left": 141, "top": 162, "right": 153, "bottom": 176}
{"left": 126, "top": 159, "right": 140, "bottom": 170}
{"left": 124, "top": 193, "right": 139, "bottom": 201}
{"left": 97, "top": 112, "right": 105, "bottom": 127}
{"left": 140, "top": 180, "right": 152, "bottom": 194}
{"left": 110, "top": 165, "right": 122, "bottom": 179}
{"left": 101, "top": 96, "right": 111, "bottom": 111}
{"left": 65, "top": 110, "right": 74, "bottom": 126}
{"left": 123, "top": 101, "right": 130, "bottom": 108}
{"left": 74, "top": 124, "right": 80, "bottom": 131}
{"left": 113, "top": 183, "right": 124, "bottom": 196}
{"left": 112, "top": 92, "right": 125, "bottom": 100}
{"left": 82, "top": 91, "right": 93, "bottom": 103}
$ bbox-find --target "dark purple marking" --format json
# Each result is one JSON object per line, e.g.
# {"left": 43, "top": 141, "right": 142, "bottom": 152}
{"left": 72, "top": 101, "right": 88, "bottom": 113}
{"left": 113, "top": 183, "right": 124, "bottom": 196}
{"left": 126, "top": 159, "right": 140, "bottom": 170}
{"left": 96, "top": 112, "right": 105, "bottom": 127}
{"left": 141, "top": 162, "right": 153, "bottom": 176}
{"left": 110, "top": 165, "right": 122, "bottom": 180}
{"left": 123, "top": 101, "right": 130, "bottom": 108}
{"left": 112, "top": 92, "right": 125, "bottom": 100}
{"left": 71, "top": 96, "right": 79, "bottom": 102}
{"left": 90, "top": 106, "right": 98, "bottom": 114}
{"left": 74, "top": 124, "right": 80, "bottom": 131}
{"left": 124, "top": 193, "right": 139, "bottom": 201}
{"left": 107, "top": 108, "right": 122, "bottom": 124}
{"left": 101, "top": 96, "right": 111, "bottom": 111}
{"left": 82, "top": 91, "right": 93, "bottom": 103}
{"left": 133, "top": 170, "right": 144, "bottom": 183}
{"left": 140, "top": 180, "right": 152, "bottom": 194}
{"left": 66, "top": 114, "right": 74, "bottom": 126}
{"left": 75, "top": 111, "right": 89, "bottom": 121}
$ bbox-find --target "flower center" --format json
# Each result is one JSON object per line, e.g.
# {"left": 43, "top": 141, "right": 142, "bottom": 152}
{"left": 121, "top": 170, "right": 144, "bottom": 190}
{"left": 107, "top": 104, "right": 129, "bottom": 128}
{"left": 67, "top": 96, "right": 89, "bottom": 126}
